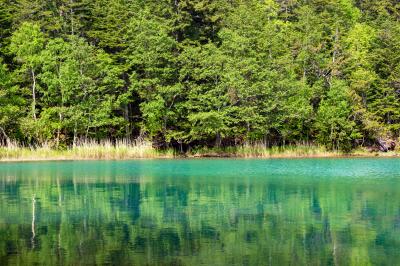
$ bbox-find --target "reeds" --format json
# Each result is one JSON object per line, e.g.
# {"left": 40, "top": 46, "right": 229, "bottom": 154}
{"left": 189, "top": 142, "right": 341, "bottom": 158}
{"left": 0, "top": 139, "right": 174, "bottom": 161}
{"left": 237, "top": 143, "right": 336, "bottom": 158}
{"left": 0, "top": 140, "right": 398, "bottom": 161}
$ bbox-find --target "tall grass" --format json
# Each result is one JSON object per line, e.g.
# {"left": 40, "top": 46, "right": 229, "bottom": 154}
{"left": 0, "top": 140, "right": 397, "bottom": 161}
{"left": 0, "top": 139, "right": 174, "bottom": 161}
{"left": 189, "top": 142, "right": 341, "bottom": 158}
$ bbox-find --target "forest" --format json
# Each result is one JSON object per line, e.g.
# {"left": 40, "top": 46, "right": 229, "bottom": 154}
{"left": 1, "top": 0, "right": 400, "bottom": 152}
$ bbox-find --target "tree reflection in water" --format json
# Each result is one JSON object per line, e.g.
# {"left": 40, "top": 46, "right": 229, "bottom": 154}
{"left": 0, "top": 159, "right": 399, "bottom": 265}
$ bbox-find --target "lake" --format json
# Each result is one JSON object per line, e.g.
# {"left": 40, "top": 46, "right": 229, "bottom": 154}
{"left": 0, "top": 158, "right": 399, "bottom": 265}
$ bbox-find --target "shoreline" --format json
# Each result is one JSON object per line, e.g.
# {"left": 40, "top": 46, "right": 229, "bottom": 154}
{"left": 1, "top": 151, "right": 399, "bottom": 162}
{"left": 1, "top": 143, "right": 398, "bottom": 162}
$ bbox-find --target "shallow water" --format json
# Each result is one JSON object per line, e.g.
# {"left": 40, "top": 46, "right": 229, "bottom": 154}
{"left": 0, "top": 158, "right": 400, "bottom": 265}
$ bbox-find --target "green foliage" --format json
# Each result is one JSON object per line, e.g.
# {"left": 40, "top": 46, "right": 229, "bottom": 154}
{"left": 1, "top": 0, "right": 400, "bottom": 150}
{"left": 316, "top": 80, "right": 361, "bottom": 151}
{"left": 9, "top": 22, "right": 44, "bottom": 67}
{"left": 0, "top": 60, "right": 24, "bottom": 141}
{"left": 39, "top": 36, "right": 125, "bottom": 142}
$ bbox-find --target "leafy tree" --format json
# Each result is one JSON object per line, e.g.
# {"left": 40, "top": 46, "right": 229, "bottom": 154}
{"left": 316, "top": 80, "right": 361, "bottom": 151}
{"left": 125, "top": 6, "right": 180, "bottom": 145}
{"left": 11, "top": 0, "right": 92, "bottom": 36}
{"left": 180, "top": 43, "right": 231, "bottom": 146}
{"left": 0, "top": 60, "right": 24, "bottom": 143}
{"left": 0, "top": 0, "right": 13, "bottom": 59}
{"left": 38, "top": 36, "right": 124, "bottom": 144}
{"left": 1, "top": 0, "right": 400, "bottom": 151}
{"left": 9, "top": 22, "right": 45, "bottom": 121}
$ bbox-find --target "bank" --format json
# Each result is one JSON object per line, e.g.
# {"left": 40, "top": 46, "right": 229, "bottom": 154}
{"left": 1, "top": 143, "right": 399, "bottom": 162}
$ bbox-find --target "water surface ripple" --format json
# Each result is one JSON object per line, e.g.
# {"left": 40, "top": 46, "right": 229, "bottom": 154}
{"left": 0, "top": 158, "right": 399, "bottom": 265}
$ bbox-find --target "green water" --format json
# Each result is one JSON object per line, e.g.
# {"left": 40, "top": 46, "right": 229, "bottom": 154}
{"left": 0, "top": 159, "right": 400, "bottom": 265}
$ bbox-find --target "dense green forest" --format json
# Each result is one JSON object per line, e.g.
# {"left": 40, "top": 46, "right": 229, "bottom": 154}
{"left": 0, "top": 0, "right": 400, "bottom": 152}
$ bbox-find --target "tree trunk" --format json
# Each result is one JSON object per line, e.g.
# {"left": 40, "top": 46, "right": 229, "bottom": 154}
{"left": 73, "top": 121, "right": 78, "bottom": 147}
{"left": 0, "top": 127, "right": 10, "bottom": 146}
{"left": 215, "top": 132, "right": 221, "bottom": 147}
{"left": 332, "top": 26, "right": 339, "bottom": 65}
{"left": 31, "top": 69, "right": 37, "bottom": 120}
{"left": 124, "top": 104, "right": 130, "bottom": 139}
{"left": 56, "top": 112, "right": 62, "bottom": 148}
{"left": 70, "top": 0, "right": 74, "bottom": 35}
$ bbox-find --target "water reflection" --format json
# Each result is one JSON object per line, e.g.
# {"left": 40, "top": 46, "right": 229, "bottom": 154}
{"left": 0, "top": 159, "right": 399, "bottom": 265}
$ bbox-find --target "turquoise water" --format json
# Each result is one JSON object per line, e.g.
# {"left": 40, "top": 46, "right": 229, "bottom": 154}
{"left": 0, "top": 158, "right": 400, "bottom": 265}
